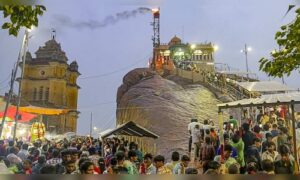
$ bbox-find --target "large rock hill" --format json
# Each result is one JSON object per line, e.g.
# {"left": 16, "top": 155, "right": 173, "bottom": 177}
{"left": 116, "top": 68, "right": 223, "bottom": 157}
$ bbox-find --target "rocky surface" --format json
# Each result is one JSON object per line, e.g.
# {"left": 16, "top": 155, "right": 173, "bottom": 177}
{"left": 116, "top": 68, "right": 229, "bottom": 158}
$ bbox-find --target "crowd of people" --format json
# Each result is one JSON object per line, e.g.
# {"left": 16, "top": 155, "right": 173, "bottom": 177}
{"left": 0, "top": 105, "right": 299, "bottom": 175}
{"left": 188, "top": 106, "right": 300, "bottom": 174}
{"left": 0, "top": 135, "right": 193, "bottom": 175}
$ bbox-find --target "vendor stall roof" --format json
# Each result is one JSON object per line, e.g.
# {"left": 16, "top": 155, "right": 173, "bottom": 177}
{"left": 237, "top": 81, "right": 295, "bottom": 93}
{"left": 218, "top": 92, "right": 300, "bottom": 110}
{"left": 18, "top": 106, "right": 69, "bottom": 115}
{"left": 0, "top": 106, "right": 37, "bottom": 123}
{"left": 101, "top": 121, "right": 159, "bottom": 139}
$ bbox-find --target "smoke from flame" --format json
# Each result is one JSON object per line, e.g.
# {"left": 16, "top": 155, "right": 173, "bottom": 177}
{"left": 52, "top": 7, "right": 152, "bottom": 30}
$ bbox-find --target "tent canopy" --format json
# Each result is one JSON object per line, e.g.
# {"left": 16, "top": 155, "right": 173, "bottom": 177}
{"left": 236, "top": 81, "right": 295, "bottom": 93}
{"left": 0, "top": 106, "right": 37, "bottom": 123}
{"left": 218, "top": 92, "right": 300, "bottom": 110}
{"left": 18, "top": 106, "right": 69, "bottom": 115}
{"left": 101, "top": 121, "right": 159, "bottom": 139}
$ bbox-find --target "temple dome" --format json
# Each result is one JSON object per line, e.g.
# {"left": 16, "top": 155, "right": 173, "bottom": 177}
{"left": 35, "top": 39, "right": 68, "bottom": 62}
{"left": 168, "top": 35, "right": 182, "bottom": 45}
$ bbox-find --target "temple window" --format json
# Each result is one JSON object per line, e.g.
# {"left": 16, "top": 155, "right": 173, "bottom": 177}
{"left": 33, "top": 88, "right": 37, "bottom": 101}
{"left": 39, "top": 86, "right": 44, "bottom": 100}
{"left": 45, "top": 87, "right": 50, "bottom": 101}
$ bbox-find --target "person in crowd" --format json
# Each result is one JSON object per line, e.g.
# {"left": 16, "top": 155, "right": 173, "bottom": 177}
{"left": 129, "top": 143, "right": 143, "bottom": 164}
{"left": 17, "top": 144, "right": 29, "bottom": 161}
{"left": 228, "top": 115, "right": 238, "bottom": 130}
{"left": 253, "top": 125, "right": 263, "bottom": 139}
{"left": 63, "top": 160, "right": 76, "bottom": 174}
{"left": 79, "top": 161, "right": 95, "bottom": 174}
{"left": 188, "top": 119, "right": 202, "bottom": 155}
{"left": 261, "top": 159, "right": 275, "bottom": 174}
{"left": 261, "top": 124, "right": 271, "bottom": 142}
{"left": 39, "top": 165, "right": 56, "bottom": 174}
{"left": 6, "top": 147, "right": 22, "bottom": 174}
{"left": 140, "top": 153, "right": 156, "bottom": 175}
{"left": 277, "top": 127, "right": 288, "bottom": 149}
{"left": 199, "top": 136, "right": 215, "bottom": 173}
{"left": 124, "top": 150, "right": 139, "bottom": 175}
{"left": 98, "top": 157, "right": 106, "bottom": 174}
{"left": 210, "top": 128, "right": 218, "bottom": 149}
{"left": 214, "top": 144, "right": 238, "bottom": 172}
{"left": 32, "top": 155, "right": 46, "bottom": 174}
{"left": 261, "top": 112, "right": 270, "bottom": 125}
{"left": 55, "top": 149, "right": 72, "bottom": 174}
{"left": 256, "top": 110, "right": 263, "bottom": 125}
{"left": 203, "top": 119, "right": 212, "bottom": 133}
{"left": 165, "top": 151, "right": 180, "bottom": 172}
{"left": 20, "top": 159, "right": 32, "bottom": 174}
{"left": 88, "top": 147, "right": 100, "bottom": 169}
{"left": 261, "top": 133, "right": 274, "bottom": 153}
{"left": 173, "top": 155, "right": 190, "bottom": 174}
{"left": 242, "top": 123, "right": 255, "bottom": 154}
{"left": 271, "top": 124, "right": 279, "bottom": 137}
{"left": 153, "top": 155, "right": 171, "bottom": 174}
{"left": 185, "top": 168, "right": 198, "bottom": 174}
{"left": 70, "top": 149, "right": 81, "bottom": 167}
{"left": 261, "top": 141, "right": 279, "bottom": 163}
{"left": 104, "top": 157, "right": 117, "bottom": 174}
{"left": 246, "top": 161, "right": 258, "bottom": 174}
{"left": 46, "top": 149, "right": 62, "bottom": 166}
{"left": 6, "top": 141, "right": 15, "bottom": 156}
{"left": 228, "top": 163, "right": 240, "bottom": 174}
{"left": 204, "top": 161, "right": 222, "bottom": 174}
{"left": 246, "top": 137, "right": 262, "bottom": 170}
{"left": 0, "top": 140, "right": 6, "bottom": 157}
{"left": 191, "top": 124, "right": 202, "bottom": 161}
{"left": 217, "top": 134, "right": 237, "bottom": 158}
{"left": 116, "top": 151, "right": 128, "bottom": 171}
{"left": 0, "top": 156, "right": 13, "bottom": 174}
{"left": 274, "top": 145, "right": 295, "bottom": 174}
{"left": 230, "top": 133, "right": 245, "bottom": 173}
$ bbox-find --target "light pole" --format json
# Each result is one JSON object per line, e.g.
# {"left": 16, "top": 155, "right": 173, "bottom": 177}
{"left": 0, "top": 28, "right": 31, "bottom": 140}
{"left": 90, "top": 112, "right": 93, "bottom": 137}
{"left": 240, "top": 44, "right": 252, "bottom": 79}
{"left": 13, "top": 28, "right": 31, "bottom": 142}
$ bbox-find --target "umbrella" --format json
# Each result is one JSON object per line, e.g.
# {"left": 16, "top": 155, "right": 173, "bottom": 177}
{"left": 0, "top": 106, "right": 37, "bottom": 123}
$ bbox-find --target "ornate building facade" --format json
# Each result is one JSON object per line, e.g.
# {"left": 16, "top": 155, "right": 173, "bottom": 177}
{"left": 20, "top": 38, "right": 80, "bottom": 134}
{"left": 151, "top": 36, "right": 215, "bottom": 73}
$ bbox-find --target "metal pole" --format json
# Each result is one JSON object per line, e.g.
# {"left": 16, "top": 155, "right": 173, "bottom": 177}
{"left": 90, "top": 112, "right": 92, "bottom": 136}
{"left": 12, "top": 29, "right": 30, "bottom": 142}
{"left": 291, "top": 104, "right": 299, "bottom": 172}
{"left": 0, "top": 30, "right": 28, "bottom": 138}
{"left": 244, "top": 44, "right": 249, "bottom": 79}
{"left": 0, "top": 70, "right": 15, "bottom": 138}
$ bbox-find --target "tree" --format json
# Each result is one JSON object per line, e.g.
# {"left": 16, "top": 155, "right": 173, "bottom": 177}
{"left": 0, "top": 5, "right": 46, "bottom": 36}
{"left": 259, "top": 8, "right": 300, "bottom": 78}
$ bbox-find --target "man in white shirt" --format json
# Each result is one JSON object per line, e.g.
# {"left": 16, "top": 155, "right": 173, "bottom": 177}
{"left": 261, "top": 141, "right": 279, "bottom": 162}
{"left": 192, "top": 124, "right": 202, "bottom": 161}
{"left": 202, "top": 119, "right": 212, "bottom": 132}
{"left": 188, "top": 119, "right": 202, "bottom": 160}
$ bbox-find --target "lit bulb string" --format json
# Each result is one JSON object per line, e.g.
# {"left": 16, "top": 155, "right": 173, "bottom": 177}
{"left": 79, "top": 53, "right": 152, "bottom": 80}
